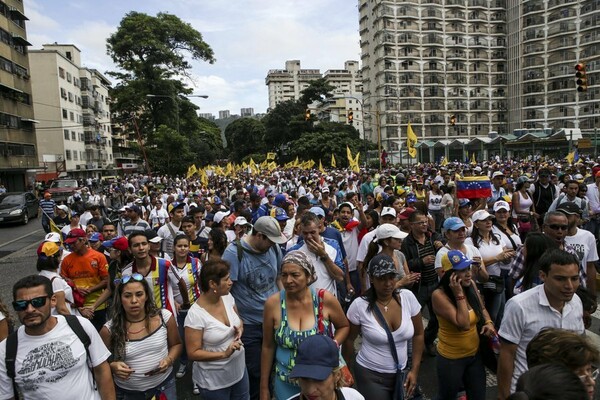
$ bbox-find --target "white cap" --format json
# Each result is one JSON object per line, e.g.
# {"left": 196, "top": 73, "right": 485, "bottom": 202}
{"left": 381, "top": 207, "right": 397, "bottom": 217}
{"left": 214, "top": 211, "right": 231, "bottom": 224}
{"left": 234, "top": 216, "right": 252, "bottom": 226}
{"left": 375, "top": 223, "right": 408, "bottom": 241}
{"left": 493, "top": 201, "right": 510, "bottom": 212}
{"left": 57, "top": 205, "right": 69, "bottom": 212}
{"left": 471, "top": 209, "right": 495, "bottom": 222}
{"left": 44, "top": 232, "right": 61, "bottom": 243}
{"left": 492, "top": 171, "right": 505, "bottom": 179}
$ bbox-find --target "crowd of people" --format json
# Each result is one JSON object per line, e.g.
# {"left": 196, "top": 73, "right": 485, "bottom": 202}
{"left": 0, "top": 156, "right": 599, "bottom": 400}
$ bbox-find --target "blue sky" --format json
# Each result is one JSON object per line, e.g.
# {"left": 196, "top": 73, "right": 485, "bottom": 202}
{"left": 24, "top": 0, "right": 361, "bottom": 116}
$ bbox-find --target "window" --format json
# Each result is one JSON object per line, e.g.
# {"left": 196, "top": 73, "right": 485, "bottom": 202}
{"left": 58, "top": 67, "right": 65, "bottom": 79}
{"left": 65, "top": 150, "right": 71, "bottom": 160}
{"left": 62, "top": 109, "right": 68, "bottom": 119}
{"left": 66, "top": 72, "right": 72, "bottom": 82}
{"left": 64, "top": 129, "right": 69, "bottom": 140}
{"left": 71, "top": 131, "right": 76, "bottom": 141}
{"left": 80, "top": 151, "right": 85, "bottom": 161}
{"left": 73, "top": 151, "right": 78, "bottom": 161}
{"left": 74, "top": 78, "right": 79, "bottom": 87}
{"left": 60, "top": 88, "right": 67, "bottom": 99}
{"left": 68, "top": 92, "right": 73, "bottom": 102}
{"left": 69, "top": 112, "right": 74, "bottom": 121}
{"left": 79, "top": 133, "right": 84, "bottom": 141}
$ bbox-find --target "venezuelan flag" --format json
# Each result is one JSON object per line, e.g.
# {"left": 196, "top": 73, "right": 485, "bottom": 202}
{"left": 456, "top": 175, "right": 492, "bottom": 199}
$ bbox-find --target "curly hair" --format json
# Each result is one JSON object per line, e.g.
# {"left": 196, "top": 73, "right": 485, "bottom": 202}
{"left": 526, "top": 327, "right": 600, "bottom": 371}
{"left": 108, "top": 278, "right": 160, "bottom": 361}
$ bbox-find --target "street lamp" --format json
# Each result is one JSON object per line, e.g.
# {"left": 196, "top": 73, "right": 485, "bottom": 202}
{"left": 146, "top": 94, "right": 209, "bottom": 133}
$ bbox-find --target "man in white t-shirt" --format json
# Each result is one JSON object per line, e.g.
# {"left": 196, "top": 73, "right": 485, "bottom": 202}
{"left": 0, "top": 275, "right": 114, "bottom": 400}
{"left": 556, "top": 202, "right": 598, "bottom": 293}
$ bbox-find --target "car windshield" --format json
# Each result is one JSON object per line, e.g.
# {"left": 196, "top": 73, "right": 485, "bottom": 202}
{"left": 51, "top": 180, "right": 77, "bottom": 188}
{"left": 0, "top": 195, "right": 21, "bottom": 205}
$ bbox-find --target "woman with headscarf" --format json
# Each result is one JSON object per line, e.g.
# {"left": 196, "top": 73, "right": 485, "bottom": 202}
{"left": 260, "top": 250, "right": 350, "bottom": 400}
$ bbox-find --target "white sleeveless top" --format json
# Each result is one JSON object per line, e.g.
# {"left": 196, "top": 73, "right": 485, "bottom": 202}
{"left": 512, "top": 191, "right": 533, "bottom": 217}
{"left": 428, "top": 192, "right": 443, "bottom": 211}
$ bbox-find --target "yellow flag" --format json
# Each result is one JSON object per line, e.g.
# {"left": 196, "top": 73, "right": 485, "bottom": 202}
{"left": 186, "top": 164, "right": 197, "bottom": 179}
{"left": 406, "top": 122, "right": 418, "bottom": 158}
{"left": 331, "top": 154, "right": 336, "bottom": 168}
{"left": 441, "top": 157, "right": 448, "bottom": 166}
{"left": 565, "top": 151, "right": 575, "bottom": 164}
{"left": 470, "top": 152, "right": 477, "bottom": 165}
{"left": 293, "top": 156, "right": 299, "bottom": 167}
{"left": 351, "top": 152, "right": 360, "bottom": 173}
{"left": 267, "top": 161, "right": 277, "bottom": 171}
{"left": 266, "top": 152, "right": 276, "bottom": 160}
{"left": 199, "top": 169, "right": 208, "bottom": 186}
{"left": 319, "top": 159, "right": 324, "bottom": 173}
{"left": 346, "top": 145, "right": 353, "bottom": 164}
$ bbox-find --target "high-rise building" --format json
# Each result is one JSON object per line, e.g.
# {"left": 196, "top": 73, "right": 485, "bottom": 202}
{"left": 0, "top": 1, "right": 37, "bottom": 191}
{"left": 266, "top": 60, "right": 361, "bottom": 110}
{"left": 219, "top": 110, "right": 231, "bottom": 119}
{"left": 199, "top": 112, "right": 215, "bottom": 120}
{"left": 240, "top": 107, "right": 254, "bottom": 117}
{"left": 30, "top": 44, "right": 113, "bottom": 180}
{"left": 359, "top": 0, "right": 508, "bottom": 155}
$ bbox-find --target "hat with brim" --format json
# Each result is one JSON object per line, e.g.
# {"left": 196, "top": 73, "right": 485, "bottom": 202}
{"left": 64, "top": 228, "right": 87, "bottom": 244}
{"left": 446, "top": 249, "right": 473, "bottom": 271}
{"left": 556, "top": 201, "right": 582, "bottom": 215}
{"left": 253, "top": 216, "right": 287, "bottom": 244}
{"left": 144, "top": 229, "right": 163, "bottom": 243}
{"left": 443, "top": 217, "right": 466, "bottom": 231}
{"left": 375, "top": 223, "right": 408, "bottom": 241}
{"left": 102, "top": 236, "right": 129, "bottom": 251}
{"left": 367, "top": 253, "right": 401, "bottom": 278}
{"left": 289, "top": 335, "right": 339, "bottom": 381}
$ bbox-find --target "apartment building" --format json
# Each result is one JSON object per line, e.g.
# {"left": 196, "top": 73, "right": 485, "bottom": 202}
{"left": 29, "top": 44, "right": 113, "bottom": 180}
{"left": 0, "top": 0, "right": 36, "bottom": 191}
{"left": 266, "top": 60, "right": 362, "bottom": 110}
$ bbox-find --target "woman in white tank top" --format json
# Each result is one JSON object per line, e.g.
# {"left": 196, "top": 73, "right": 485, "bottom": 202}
{"left": 511, "top": 178, "right": 536, "bottom": 219}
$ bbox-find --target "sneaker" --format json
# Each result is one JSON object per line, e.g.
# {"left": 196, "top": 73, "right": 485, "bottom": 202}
{"left": 176, "top": 363, "right": 186, "bottom": 378}
{"left": 193, "top": 386, "right": 200, "bottom": 395}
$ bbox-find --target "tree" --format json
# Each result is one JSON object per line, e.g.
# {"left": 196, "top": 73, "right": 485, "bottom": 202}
{"left": 262, "top": 100, "right": 307, "bottom": 149}
{"left": 224, "top": 118, "right": 267, "bottom": 162}
{"left": 287, "top": 124, "right": 364, "bottom": 167}
{"left": 146, "top": 126, "right": 193, "bottom": 175}
{"left": 299, "top": 78, "right": 335, "bottom": 106}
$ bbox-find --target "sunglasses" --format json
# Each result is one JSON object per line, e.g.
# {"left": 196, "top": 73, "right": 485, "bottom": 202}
{"left": 114, "top": 273, "right": 144, "bottom": 286}
{"left": 13, "top": 296, "right": 49, "bottom": 311}
{"left": 579, "top": 369, "right": 599, "bottom": 383}
{"left": 547, "top": 224, "right": 568, "bottom": 231}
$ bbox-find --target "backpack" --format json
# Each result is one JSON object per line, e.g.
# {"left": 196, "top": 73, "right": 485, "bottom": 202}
{"left": 5, "top": 315, "right": 94, "bottom": 398}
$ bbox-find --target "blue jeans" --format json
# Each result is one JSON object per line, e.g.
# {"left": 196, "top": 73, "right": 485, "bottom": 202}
{"left": 241, "top": 324, "right": 263, "bottom": 400}
{"left": 197, "top": 369, "right": 250, "bottom": 400}
{"left": 116, "top": 372, "right": 177, "bottom": 400}
{"left": 482, "top": 287, "right": 505, "bottom": 328}
{"left": 435, "top": 352, "right": 486, "bottom": 400}
{"left": 177, "top": 309, "right": 188, "bottom": 364}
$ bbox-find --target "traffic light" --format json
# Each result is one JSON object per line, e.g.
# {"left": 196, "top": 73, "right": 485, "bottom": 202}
{"left": 347, "top": 111, "right": 354, "bottom": 124}
{"left": 305, "top": 109, "right": 311, "bottom": 121}
{"left": 575, "top": 62, "right": 587, "bottom": 92}
{"left": 450, "top": 114, "right": 456, "bottom": 126}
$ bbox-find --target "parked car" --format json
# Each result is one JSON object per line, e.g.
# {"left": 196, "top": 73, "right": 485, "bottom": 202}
{"left": 0, "top": 192, "right": 39, "bottom": 225}
{"left": 47, "top": 178, "right": 79, "bottom": 204}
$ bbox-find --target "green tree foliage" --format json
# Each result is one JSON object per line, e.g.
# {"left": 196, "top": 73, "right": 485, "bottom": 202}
{"left": 224, "top": 118, "right": 267, "bottom": 163}
{"left": 299, "top": 78, "right": 335, "bottom": 106}
{"left": 262, "top": 100, "right": 308, "bottom": 149}
{"left": 146, "top": 126, "right": 192, "bottom": 175}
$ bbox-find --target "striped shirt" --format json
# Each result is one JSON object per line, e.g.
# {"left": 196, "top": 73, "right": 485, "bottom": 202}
{"left": 39, "top": 199, "right": 56, "bottom": 218}
{"left": 417, "top": 239, "right": 437, "bottom": 284}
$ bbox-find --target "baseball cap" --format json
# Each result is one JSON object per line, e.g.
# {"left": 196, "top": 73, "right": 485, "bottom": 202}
{"left": 471, "top": 209, "right": 494, "bottom": 222}
{"left": 127, "top": 205, "right": 142, "bottom": 215}
{"left": 43, "top": 192, "right": 51, "bottom": 198}
{"left": 44, "top": 232, "right": 61, "bottom": 243}
{"left": 212, "top": 196, "right": 222, "bottom": 205}
{"left": 398, "top": 207, "right": 415, "bottom": 220}
{"left": 321, "top": 187, "right": 330, "bottom": 193}
{"left": 102, "top": 236, "right": 129, "bottom": 251}
{"left": 458, "top": 199, "right": 471, "bottom": 208}
{"left": 144, "top": 229, "right": 163, "bottom": 243}
{"left": 213, "top": 211, "right": 231, "bottom": 224}
{"left": 443, "top": 217, "right": 466, "bottom": 231}
{"left": 88, "top": 232, "right": 103, "bottom": 242}
{"left": 204, "top": 212, "right": 215, "bottom": 221}
{"left": 556, "top": 201, "right": 582, "bottom": 215}
{"left": 381, "top": 206, "right": 397, "bottom": 218}
{"left": 406, "top": 193, "right": 417, "bottom": 203}
{"left": 273, "top": 194, "right": 288, "bottom": 207}
{"left": 445, "top": 250, "right": 473, "bottom": 271}
{"left": 71, "top": 210, "right": 80, "bottom": 217}
{"left": 57, "top": 205, "right": 69, "bottom": 213}
{"left": 253, "top": 216, "right": 287, "bottom": 244}
{"left": 289, "top": 335, "right": 339, "bottom": 381}
{"left": 64, "top": 228, "right": 87, "bottom": 244}
{"left": 375, "top": 223, "right": 408, "bottom": 241}
{"left": 338, "top": 202, "right": 355, "bottom": 211}
{"left": 493, "top": 200, "right": 510, "bottom": 212}
{"left": 167, "top": 202, "right": 185, "bottom": 213}
{"left": 234, "top": 216, "right": 252, "bottom": 227}
{"left": 367, "top": 253, "right": 400, "bottom": 278}
{"left": 309, "top": 206, "right": 326, "bottom": 218}
{"left": 492, "top": 171, "right": 505, "bottom": 179}
{"left": 40, "top": 241, "right": 60, "bottom": 257}
{"left": 273, "top": 207, "right": 289, "bottom": 221}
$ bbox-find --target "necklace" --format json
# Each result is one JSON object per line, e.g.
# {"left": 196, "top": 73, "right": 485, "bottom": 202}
{"left": 376, "top": 298, "right": 393, "bottom": 312}
{"left": 126, "top": 316, "right": 146, "bottom": 323}
{"left": 127, "top": 325, "right": 146, "bottom": 335}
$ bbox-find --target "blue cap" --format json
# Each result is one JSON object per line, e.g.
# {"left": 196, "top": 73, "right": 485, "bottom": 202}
{"left": 88, "top": 232, "right": 102, "bottom": 242}
{"left": 167, "top": 202, "right": 184, "bottom": 213}
{"left": 458, "top": 199, "right": 471, "bottom": 208}
{"left": 289, "top": 335, "right": 339, "bottom": 380}
{"left": 273, "top": 207, "right": 289, "bottom": 221}
{"left": 406, "top": 193, "right": 417, "bottom": 203}
{"left": 443, "top": 217, "right": 466, "bottom": 231}
{"left": 212, "top": 196, "right": 222, "bottom": 205}
{"left": 447, "top": 250, "right": 473, "bottom": 271}
{"left": 309, "top": 206, "right": 325, "bottom": 218}
{"left": 273, "top": 194, "right": 288, "bottom": 207}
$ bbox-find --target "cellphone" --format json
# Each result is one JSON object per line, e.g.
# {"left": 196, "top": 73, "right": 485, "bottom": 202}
{"left": 144, "top": 367, "right": 161, "bottom": 376}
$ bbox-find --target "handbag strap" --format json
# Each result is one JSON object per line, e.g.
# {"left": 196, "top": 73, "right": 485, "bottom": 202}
{"left": 372, "top": 301, "right": 402, "bottom": 371}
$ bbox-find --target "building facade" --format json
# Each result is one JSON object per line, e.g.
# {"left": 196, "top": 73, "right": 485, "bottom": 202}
{"left": 29, "top": 44, "right": 113, "bottom": 180}
{"left": 0, "top": 0, "right": 36, "bottom": 191}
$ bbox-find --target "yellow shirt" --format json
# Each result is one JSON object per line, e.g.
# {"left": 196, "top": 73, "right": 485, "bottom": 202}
{"left": 437, "top": 309, "right": 479, "bottom": 359}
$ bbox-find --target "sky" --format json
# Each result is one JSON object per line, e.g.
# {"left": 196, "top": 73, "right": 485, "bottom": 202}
{"left": 24, "top": 0, "right": 361, "bottom": 117}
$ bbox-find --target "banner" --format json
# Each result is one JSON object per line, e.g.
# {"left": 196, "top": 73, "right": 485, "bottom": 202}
{"left": 456, "top": 175, "right": 492, "bottom": 199}
{"left": 406, "top": 122, "right": 417, "bottom": 158}
{"left": 266, "top": 152, "right": 276, "bottom": 160}
{"left": 186, "top": 164, "right": 197, "bottom": 179}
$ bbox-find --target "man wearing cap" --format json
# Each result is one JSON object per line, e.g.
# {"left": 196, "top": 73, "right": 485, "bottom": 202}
{"left": 487, "top": 171, "right": 507, "bottom": 211}
{"left": 39, "top": 191, "right": 56, "bottom": 233}
{"left": 221, "top": 216, "right": 285, "bottom": 400}
{"left": 148, "top": 199, "right": 169, "bottom": 229}
{"left": 53, "top": 204, "right": 71, "bottom": 230}
{"left": 60, "top": 228, "right": 109, "bottom": 330}
{"left": 119, "top": 205, "right": 150, "bottom": 237}
{"left": 548, "top": 179, "right": 589, "bottom": 220}
{"left": 319, "top": 186, "right": 337, "bottom": 223}
{"left": 61, "top": 210, "right": 86, "bottom": 239}
{"left": 157, "top": 202, "right": 185, "bottom": 257}
{"left": 557, "top": 202, "right": 598, "bottom": 294}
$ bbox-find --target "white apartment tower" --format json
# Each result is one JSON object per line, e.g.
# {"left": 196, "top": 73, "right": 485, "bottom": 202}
{"left": 266, "top": 60, "right": 362, "bottom": 110}
{"left": 359, "top": 0, "right": 509, "bottom": 153}
{"left": 30, "top": 44, "right": 113, "bottom": 179}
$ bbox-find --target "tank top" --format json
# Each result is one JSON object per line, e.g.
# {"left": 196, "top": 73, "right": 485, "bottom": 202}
{"left": 274, "top": 289, "right": 329, "bottom": 384}
{"left": 512, "top": 191, "right": 533, "bottom": 218}
{"left": 437, "top": 308, "right": 479, "bottom": 359}
{"left": 428, "top": 192, "right": 443, "bottom": 211}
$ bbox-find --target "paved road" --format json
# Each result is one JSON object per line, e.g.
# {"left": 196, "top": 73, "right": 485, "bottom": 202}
{"left": 0, "top": 224, "right": 598, "bottom": 399}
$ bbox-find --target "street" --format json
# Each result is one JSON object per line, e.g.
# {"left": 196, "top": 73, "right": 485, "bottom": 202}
{"left": 0, "top": 221, "right": 598, "bottom": 399}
